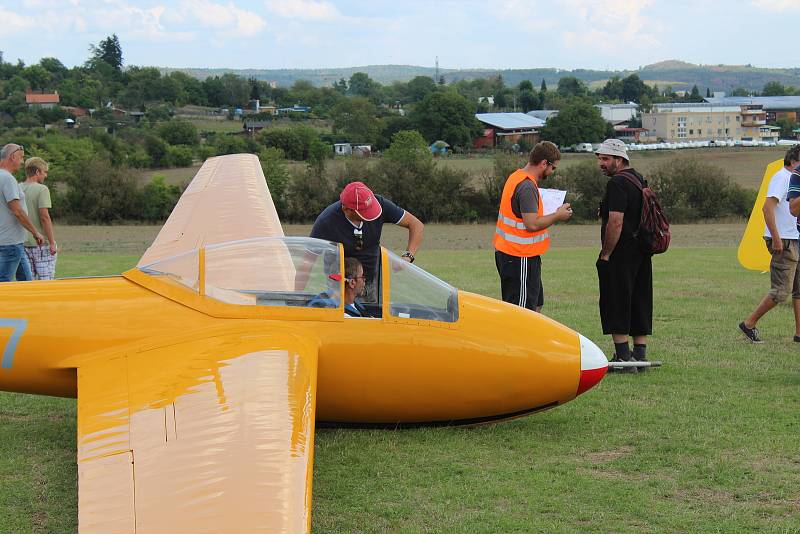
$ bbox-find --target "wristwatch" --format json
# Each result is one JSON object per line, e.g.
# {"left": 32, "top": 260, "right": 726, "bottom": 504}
{"left": 401, "top": 251, "right": 415, "bottom": 263}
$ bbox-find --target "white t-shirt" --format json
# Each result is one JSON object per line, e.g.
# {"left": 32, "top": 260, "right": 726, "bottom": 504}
{"left": 764, "top": 166, "right": 800, "bottom": 239}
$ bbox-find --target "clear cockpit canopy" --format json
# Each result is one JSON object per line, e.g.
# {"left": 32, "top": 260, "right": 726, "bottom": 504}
{"left": 139, "top": 237, "right": 342, "bottom": 308}
{"left": 387, "top": 249, "right": 458, "bottom": 323}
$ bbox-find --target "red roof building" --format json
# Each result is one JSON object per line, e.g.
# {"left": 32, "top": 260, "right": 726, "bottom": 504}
{"left": 26, "top": 91, "right": 60, "bottom": 108}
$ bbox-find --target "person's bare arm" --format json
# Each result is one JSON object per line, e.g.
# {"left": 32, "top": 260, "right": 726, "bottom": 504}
{"left": 521, "top": 203, "right": 572, "bottom": 232}
{"left": 762, "top": 197, "right": 782, "bottom": 253}
{"left": 790, "top": 196, "right": 800, "bottom": 218}
{"left": 600, "top": 211, "right": 624, "bottom": 260}
{"left": 397, "top": 211, "right": 424, "bottom": 260}
{"left": 39, "top": 207, "right": 57, "bottom": 254}
{"left": 7, "top": 200, "right": 43, "bottom": 244}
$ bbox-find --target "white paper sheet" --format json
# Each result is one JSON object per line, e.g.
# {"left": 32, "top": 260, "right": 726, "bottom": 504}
{"left": 539, "top": 188, "right": 567, "bottom": 215}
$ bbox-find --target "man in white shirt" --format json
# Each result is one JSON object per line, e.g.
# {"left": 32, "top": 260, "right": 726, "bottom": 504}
{"left": 739, "top": 145, "right": 800, "bottom": 343}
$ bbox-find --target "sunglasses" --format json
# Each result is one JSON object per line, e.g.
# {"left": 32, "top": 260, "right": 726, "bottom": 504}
{"left": 546, "top": 160, "right": 558, "bottom": 171}
{"left": 353, "top": 228, "right": 364, "bottom": 251}
{"left": 13, "top": 145, "right": 24, "bottom": 155}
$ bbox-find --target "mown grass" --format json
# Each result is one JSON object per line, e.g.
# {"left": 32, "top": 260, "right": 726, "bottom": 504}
{"left": 1, "top": 225, "right": 799, "bottom": 532}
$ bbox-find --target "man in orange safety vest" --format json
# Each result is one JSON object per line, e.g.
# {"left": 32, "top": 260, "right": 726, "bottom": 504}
{"left": 493, "top": 141, "right": 573, "bottom": 312}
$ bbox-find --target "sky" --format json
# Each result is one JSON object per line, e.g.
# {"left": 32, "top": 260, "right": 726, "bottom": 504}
{"left": 1, "top": 0, "right": 799, "bottom": 72}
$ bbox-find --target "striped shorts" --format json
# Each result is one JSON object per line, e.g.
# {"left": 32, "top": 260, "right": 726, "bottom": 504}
{"left": 24, "top": 245, "right": 57, "bottom": 280}
{"left": 495, "top": 250, "right": 544, "bottom": 311}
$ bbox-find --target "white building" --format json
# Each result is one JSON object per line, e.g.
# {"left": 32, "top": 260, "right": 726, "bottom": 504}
{"left": 596, "top": 103, "right": 638, "bottom": 123}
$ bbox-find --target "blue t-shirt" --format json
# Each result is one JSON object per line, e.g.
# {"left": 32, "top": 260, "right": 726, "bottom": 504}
{"left": 786, "top": 166, "right": 800, "bottom": 235}
{"left": 310, "top": 195, "right": 405, "bottom": 286}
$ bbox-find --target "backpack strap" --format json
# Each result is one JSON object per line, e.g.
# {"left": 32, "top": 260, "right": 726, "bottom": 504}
{"left": 617, "top": 169, "right": 645, "bottom": 191}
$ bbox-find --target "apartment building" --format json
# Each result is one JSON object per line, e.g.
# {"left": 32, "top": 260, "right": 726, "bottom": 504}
{"left": 643, "top": 103, "right": 740, "bottom": 141}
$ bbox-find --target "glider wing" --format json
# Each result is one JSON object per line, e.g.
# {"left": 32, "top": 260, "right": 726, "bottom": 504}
{"left": 738, "top": 158, "right": 784, "bottom": 271}
{"left": 76, "top": 332, "right": 317, "bottom": 533}
{"left": 138, "top": 154, "right": 284, "bottom": 267}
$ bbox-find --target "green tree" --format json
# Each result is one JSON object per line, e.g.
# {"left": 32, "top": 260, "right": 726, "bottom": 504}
{"left": 89, "top": 34, "right": 123, "bottom": 72}
{"left": 540, "top": 100, "right": 609, "bottom": 147}
{"left": 329, "top": 97, "right": 382, "bottom": 144}
{"left": 145, "top": 136, "right": 169, "bottom": 167}
{"left": 383, "top": 130, "right": 430, "bottom": 162}
{"left": 158, "top": 120, "right": 199, "bottom": 146}
{"left": 621, "top": 74, "right": 647, "bottom": 103}
{"left": 775, "top": 117, "right": 798, "bottom": 138}
{"left": 348, "top": 72, "right": 381, "bottom": 102}
{"left": 406, "top": 76, "right": 437, "bottom": 103}
{"left": 409, "top": 90, "right": 482, "bottom": 148}
{"left": 333, "top": 78, "right": 348, "bottom": 94}
{"left": 519, "top": 90, "right": 538, "bottom": 112}
{"left": 23, "top": 65, "right": 53, "bottom": 91}
{"left": 540, "top": 79, "right": 547, "bottom": 93}
{"left": 763, "top": 81, "right": 787, "bottom": 96}
{"left": 557, "top": 76, "right": 587, "bottom": 97}
{"left": 602, "top": 76, "right": 624, "bottom": 100}
{"left": 518, "top": 80, "right": 534, "bottom": 92}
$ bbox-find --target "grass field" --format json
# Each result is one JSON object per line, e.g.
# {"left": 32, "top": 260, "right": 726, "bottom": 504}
{"left": 2, "top": 223, "right": 799, "bottom": 532}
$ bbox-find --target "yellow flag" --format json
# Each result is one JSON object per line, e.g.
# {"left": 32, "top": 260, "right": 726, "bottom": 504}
{"left": 737, "top": 159, "right": 785, "bottom": 271}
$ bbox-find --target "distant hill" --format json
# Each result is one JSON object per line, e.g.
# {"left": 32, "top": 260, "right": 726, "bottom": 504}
{"left": 162, "top": 61, "right": 800, "bottom": 93}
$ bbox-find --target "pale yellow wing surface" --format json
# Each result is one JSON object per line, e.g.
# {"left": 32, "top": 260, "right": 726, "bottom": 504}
{"left": 138, "top": 154, "right": 284, "bottom": 267}
{"left": 77, "top": 332, "right": 318, "bottom": 533}
{"left": 738, "top": 159, "right": 784, "bottom": 271}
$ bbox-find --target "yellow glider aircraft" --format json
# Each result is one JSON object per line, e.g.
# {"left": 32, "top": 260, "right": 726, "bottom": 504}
{"left": 0, "top": 154, "right": 608, "bottom": 533}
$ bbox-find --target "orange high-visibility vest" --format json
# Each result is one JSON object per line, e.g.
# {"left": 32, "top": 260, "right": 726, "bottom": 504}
{"left": 493, "top": 169, "right": 550, "bottom": 257}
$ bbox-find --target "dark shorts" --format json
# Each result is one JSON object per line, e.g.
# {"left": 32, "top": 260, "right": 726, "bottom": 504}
{"left": 597, "top": 244, "right": 652, "bottom": 336}
{"left": 495, "top": 250, "right": 543, "bottom": 311}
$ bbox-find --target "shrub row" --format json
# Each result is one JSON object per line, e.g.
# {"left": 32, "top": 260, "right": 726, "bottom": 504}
{"left": 6, "top": 127, "right": 755, "bottom": 224}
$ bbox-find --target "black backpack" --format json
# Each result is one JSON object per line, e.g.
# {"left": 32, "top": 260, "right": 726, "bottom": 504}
{"left": 618, "top": 170, "right": 670, "bottom": 255}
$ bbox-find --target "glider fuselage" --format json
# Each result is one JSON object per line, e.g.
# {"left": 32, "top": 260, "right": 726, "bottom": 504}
{"left": 0, "top": 272, "right": 596, "bottom": 424}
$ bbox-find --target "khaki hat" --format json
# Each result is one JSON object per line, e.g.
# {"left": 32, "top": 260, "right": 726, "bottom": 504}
{"left": 595, "top": 139, "right": 629, "bottom": 161}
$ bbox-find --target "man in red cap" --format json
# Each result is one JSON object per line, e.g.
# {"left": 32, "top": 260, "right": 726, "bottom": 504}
{"left": 310, "top": 181, "right": 424, "bottom": 302}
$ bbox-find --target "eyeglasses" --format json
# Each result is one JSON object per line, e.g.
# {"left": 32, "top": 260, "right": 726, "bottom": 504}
{"left": 546, "top": 160, "right": 558, "bottom": 171}
{"left": 353, "top": 228, "right": 364, "bottom": 251}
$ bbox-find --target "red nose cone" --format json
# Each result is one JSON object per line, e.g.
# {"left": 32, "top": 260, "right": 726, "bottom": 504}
{"left": 576, "top": 366, "right": 607, "bottom": 396}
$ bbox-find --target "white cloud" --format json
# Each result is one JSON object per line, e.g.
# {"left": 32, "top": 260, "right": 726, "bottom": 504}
{"left": 557, "top": 0, "right": 661, "bottom": 53}
{"left": 182, "top": 0, "right": 267, "bottom": 37}
{"left": 264, "top": 0, "right": 346, "bottom": 21}
{"left": 751, "top": 0, "right": 800, "bottom": 11}
{"left": 0, "top": 9, "right": 36, "bottom": 34}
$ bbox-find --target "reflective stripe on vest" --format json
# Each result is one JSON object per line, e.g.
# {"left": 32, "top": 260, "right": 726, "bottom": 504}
{"left": 493, "top": 169, "right": 551, "bottom": 257}
{"left": 497, "top": 213, "right": 527, "bottom": 230}
{"left": 495, "top": 227, "right": 550, "bottom": 245}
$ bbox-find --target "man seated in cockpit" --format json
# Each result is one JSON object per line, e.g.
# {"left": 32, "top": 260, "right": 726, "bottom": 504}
{"left": 308, "top": 257, "right": 372, "bottom": 317}
{"left": 342, "top": 257, "right": 370, "bottom": 317}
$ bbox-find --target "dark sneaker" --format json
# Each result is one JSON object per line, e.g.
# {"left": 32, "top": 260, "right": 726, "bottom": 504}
{"left": 739, "top": 322, "right": 763, "bottom": 343}
{"left": 794, "top": 336, "right": 800, "bottom": 343}
{"left": 633, "top": 354, "right": 648, "bottom": 372}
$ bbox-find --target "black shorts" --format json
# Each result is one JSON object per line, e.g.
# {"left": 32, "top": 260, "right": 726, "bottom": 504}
{"left": 596, "top": 245, "right": 652, "bottom": 336}
{"left": 495, "top": 250, "right": 543, "bottom": 311}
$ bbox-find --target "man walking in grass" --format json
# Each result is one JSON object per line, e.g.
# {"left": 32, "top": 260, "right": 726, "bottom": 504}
{"left": 595, "top": 139, "right": 652, "bottom": 371}
{"left": 21, "top": 157, "right": 58, "bottom": 280}
{"left": 739, "top": 145, "right": 800, "bottom": 343}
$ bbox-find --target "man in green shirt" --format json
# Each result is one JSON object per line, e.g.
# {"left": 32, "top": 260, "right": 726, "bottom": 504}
{"left": 21, "top": 157, "right": 57, "bottom": 280}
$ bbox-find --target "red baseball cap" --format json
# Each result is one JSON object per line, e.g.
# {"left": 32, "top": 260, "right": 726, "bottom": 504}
{"left": 340, "top": 181, "right": 382, "bottom": 221}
